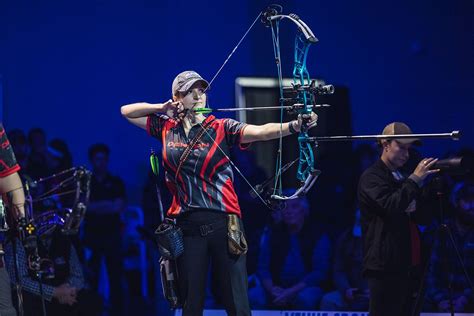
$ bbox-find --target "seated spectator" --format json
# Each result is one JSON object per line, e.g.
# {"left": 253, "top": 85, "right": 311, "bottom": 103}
{"left": 426, "top": 181, "right": 474, "bottom": 313}
{"left": 320, "top": 209, "right": 369, "bottom": 311}
{"left": 4, "top": 228, "right": 102, "bottom": 315}
{"left": 249, "top": 192, "right": 331, "bottom": 310}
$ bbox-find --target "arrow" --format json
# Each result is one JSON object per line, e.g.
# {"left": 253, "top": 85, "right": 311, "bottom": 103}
{"left": 194, "top": 103, "right": 330, "bottom": 114}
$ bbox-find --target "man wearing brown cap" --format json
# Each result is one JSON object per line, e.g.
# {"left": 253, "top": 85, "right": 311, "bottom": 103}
{"left": 357, "top": 122, "right": 439, "bottom": 316}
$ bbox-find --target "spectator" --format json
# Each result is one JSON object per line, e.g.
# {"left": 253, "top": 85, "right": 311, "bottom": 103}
{"left": 82, "top": 143, "right": 126, "bottom": 315}
{"left": 249, "top": 192, "right": 331, "bottom": 309}
{"left": 233, "top": 149, "right": 268, "bottom": 276}
{"left": 4, "top": 228, "right": 102, "bottom": 315}
{"left": 27, "top": 128, "right": 54, "bottom": 178}
{"left": 47, "top": 138, "right": 76, "bottom": 210}
{"left": 358, "top": 122, "right": 437, "bottom": 316}
{"left": 49, "top": 138, "right": 73, "bottom": 173}
{"left": 320, "top": 209, "right": 369, "bottom": 311}
{"left": 426, "top": 181, "right": 474, "bottom": 313}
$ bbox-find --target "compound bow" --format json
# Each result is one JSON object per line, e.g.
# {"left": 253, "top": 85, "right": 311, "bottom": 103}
{"left": 196, "top": 4, "right": 334, "bottom": 208}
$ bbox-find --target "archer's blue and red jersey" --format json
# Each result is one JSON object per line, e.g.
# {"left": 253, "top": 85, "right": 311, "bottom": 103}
{"left": 146, "top": 114, "right": 248, "bottom": 217}
{"left": 0, "top": 123, "right": 20, "bottom": 178}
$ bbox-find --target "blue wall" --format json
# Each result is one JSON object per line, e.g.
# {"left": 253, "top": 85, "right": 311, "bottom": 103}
{"left": 1, "top": 0, "right": 472, "bottom": 202}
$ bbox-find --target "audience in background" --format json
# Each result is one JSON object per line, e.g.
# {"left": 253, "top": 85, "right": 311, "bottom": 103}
{"left": 4, "top": 228, "right": 102, "bottom": 316}
{"left": 27, "top": 128, "right": 56, "bottom": 179}
{"left": 82, "top": 143, "right": 126, "bottom": 316}
{"left": 426, "top": 181, "right": 474, "bottom": 312}
{"left": 233, "top": 149, "right": 269, "bottom": 276}
{"left": 49, "top": 138, "right": 73, "bottom": 173}
{"left": 7, "top": 129, "right": 29, "bottom": 170}
{"left": 249, "top": 192, "right": 331, "bottom": 309}
{"left": 320, "top": 209, "right": 369, "bottom": 311}
{"left": 4, "top": 128, "right": 474, "bottom": 314}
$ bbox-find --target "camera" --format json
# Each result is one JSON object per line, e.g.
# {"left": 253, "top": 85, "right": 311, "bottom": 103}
{"left": 430, "top": 156, "right": 473, "bottom": 175}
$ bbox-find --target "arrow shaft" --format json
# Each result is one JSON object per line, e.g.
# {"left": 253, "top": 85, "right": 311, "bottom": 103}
{"left": 210, "top": 104, "right": 329, "bottom": 112}
{"left": 307, "top": 131, "right": 460, "bottom": 142}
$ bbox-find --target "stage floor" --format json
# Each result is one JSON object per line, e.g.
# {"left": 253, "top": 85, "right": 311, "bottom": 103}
{"left": 174, "top": 311, "right": 474, "bottom": 316}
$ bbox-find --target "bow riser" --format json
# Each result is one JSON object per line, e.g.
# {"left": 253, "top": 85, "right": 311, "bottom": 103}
{"left": 198, "top": 5, "right": 332, "bottom": 205}
{"left": 293, "top": 32, "right": 316, "bottom": 183}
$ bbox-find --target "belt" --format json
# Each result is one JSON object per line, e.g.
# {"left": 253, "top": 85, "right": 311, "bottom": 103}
{"left": 179, "top": 220, "right": 227, "bottom": 237}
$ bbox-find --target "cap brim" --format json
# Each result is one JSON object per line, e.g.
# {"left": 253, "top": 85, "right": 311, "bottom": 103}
{"left": 177, "top": 79, "right": 209, "bottom": 93}
{"left": 396, "top": 138, "right": 422, "bottom": 146}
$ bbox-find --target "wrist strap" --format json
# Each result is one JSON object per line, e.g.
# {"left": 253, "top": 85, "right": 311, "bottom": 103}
{"left": 289, "top": 120, "right": 298, "bottom": 134}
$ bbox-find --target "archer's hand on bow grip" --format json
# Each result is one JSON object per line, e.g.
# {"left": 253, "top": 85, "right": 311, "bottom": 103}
{"left": 295, "top": 112, "right": 318, "bottom": 132}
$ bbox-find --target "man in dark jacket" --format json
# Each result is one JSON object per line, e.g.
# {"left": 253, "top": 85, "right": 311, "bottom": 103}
{"left": 358, "top": 122, "right": 439, "bottom": 316}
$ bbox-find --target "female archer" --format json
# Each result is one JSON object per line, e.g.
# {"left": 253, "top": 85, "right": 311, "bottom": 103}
{"left": 120, "top": 70, "right": 317, "bottom": 315}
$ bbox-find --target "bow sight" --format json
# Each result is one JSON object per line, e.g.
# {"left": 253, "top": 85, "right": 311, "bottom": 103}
{"left": 194, "top": 4, "right": 337, "bottom": 205}
{"left": 281, "top": 81, "right": 335, "bottom": 113}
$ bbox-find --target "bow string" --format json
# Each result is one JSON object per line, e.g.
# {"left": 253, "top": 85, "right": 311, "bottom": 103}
{"left": 196, "top": 4, "right": 334, "bottom": 208}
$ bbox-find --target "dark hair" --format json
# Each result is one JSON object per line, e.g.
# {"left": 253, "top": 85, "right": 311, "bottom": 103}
{"left": 28, "top": 128, "right": 46, "bottom": 144}
{"left": 8, "top": 129, "right": 27, "bottom": 146}
{"left": 50, "top": 138, "right": 73, "bottom": 169}
{"left": 88, "top": 143, "right": 110, "bottom": 160}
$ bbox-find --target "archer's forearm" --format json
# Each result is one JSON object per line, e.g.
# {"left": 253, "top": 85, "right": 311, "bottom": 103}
{"left": 120, "top": 102, "right": 164, "bottom": 118}
{"left": 244, "top": 121, "right": 296, "bottom": 143}
{"left": 262, "top": 122, "right": 294, "bottom": 141}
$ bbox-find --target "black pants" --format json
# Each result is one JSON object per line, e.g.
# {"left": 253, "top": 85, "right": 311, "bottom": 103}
{"left": 368, "top": 273, "right": 416, "bottom": 316}
{"left": 177, "top": 211, "right": 250, "bottom": 316}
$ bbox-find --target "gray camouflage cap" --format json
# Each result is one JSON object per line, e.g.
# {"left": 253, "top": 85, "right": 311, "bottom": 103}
{"left": 171, "top": 70, "right": 209, "bottom": 96}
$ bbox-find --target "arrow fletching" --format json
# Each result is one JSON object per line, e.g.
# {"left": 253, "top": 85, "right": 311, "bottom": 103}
{"left": 150, "top": 149, "right": 160, "bottom": 176}
{"left": 194, "top": 107, "right": 213, "bottom": 114}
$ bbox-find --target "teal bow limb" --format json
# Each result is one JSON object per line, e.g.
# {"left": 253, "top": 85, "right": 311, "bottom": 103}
{"left": 293, "top": 32, "right": 316, "bottom": 183}
{"left": 297, "top": 133, "right": 315, "bottom": 182}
